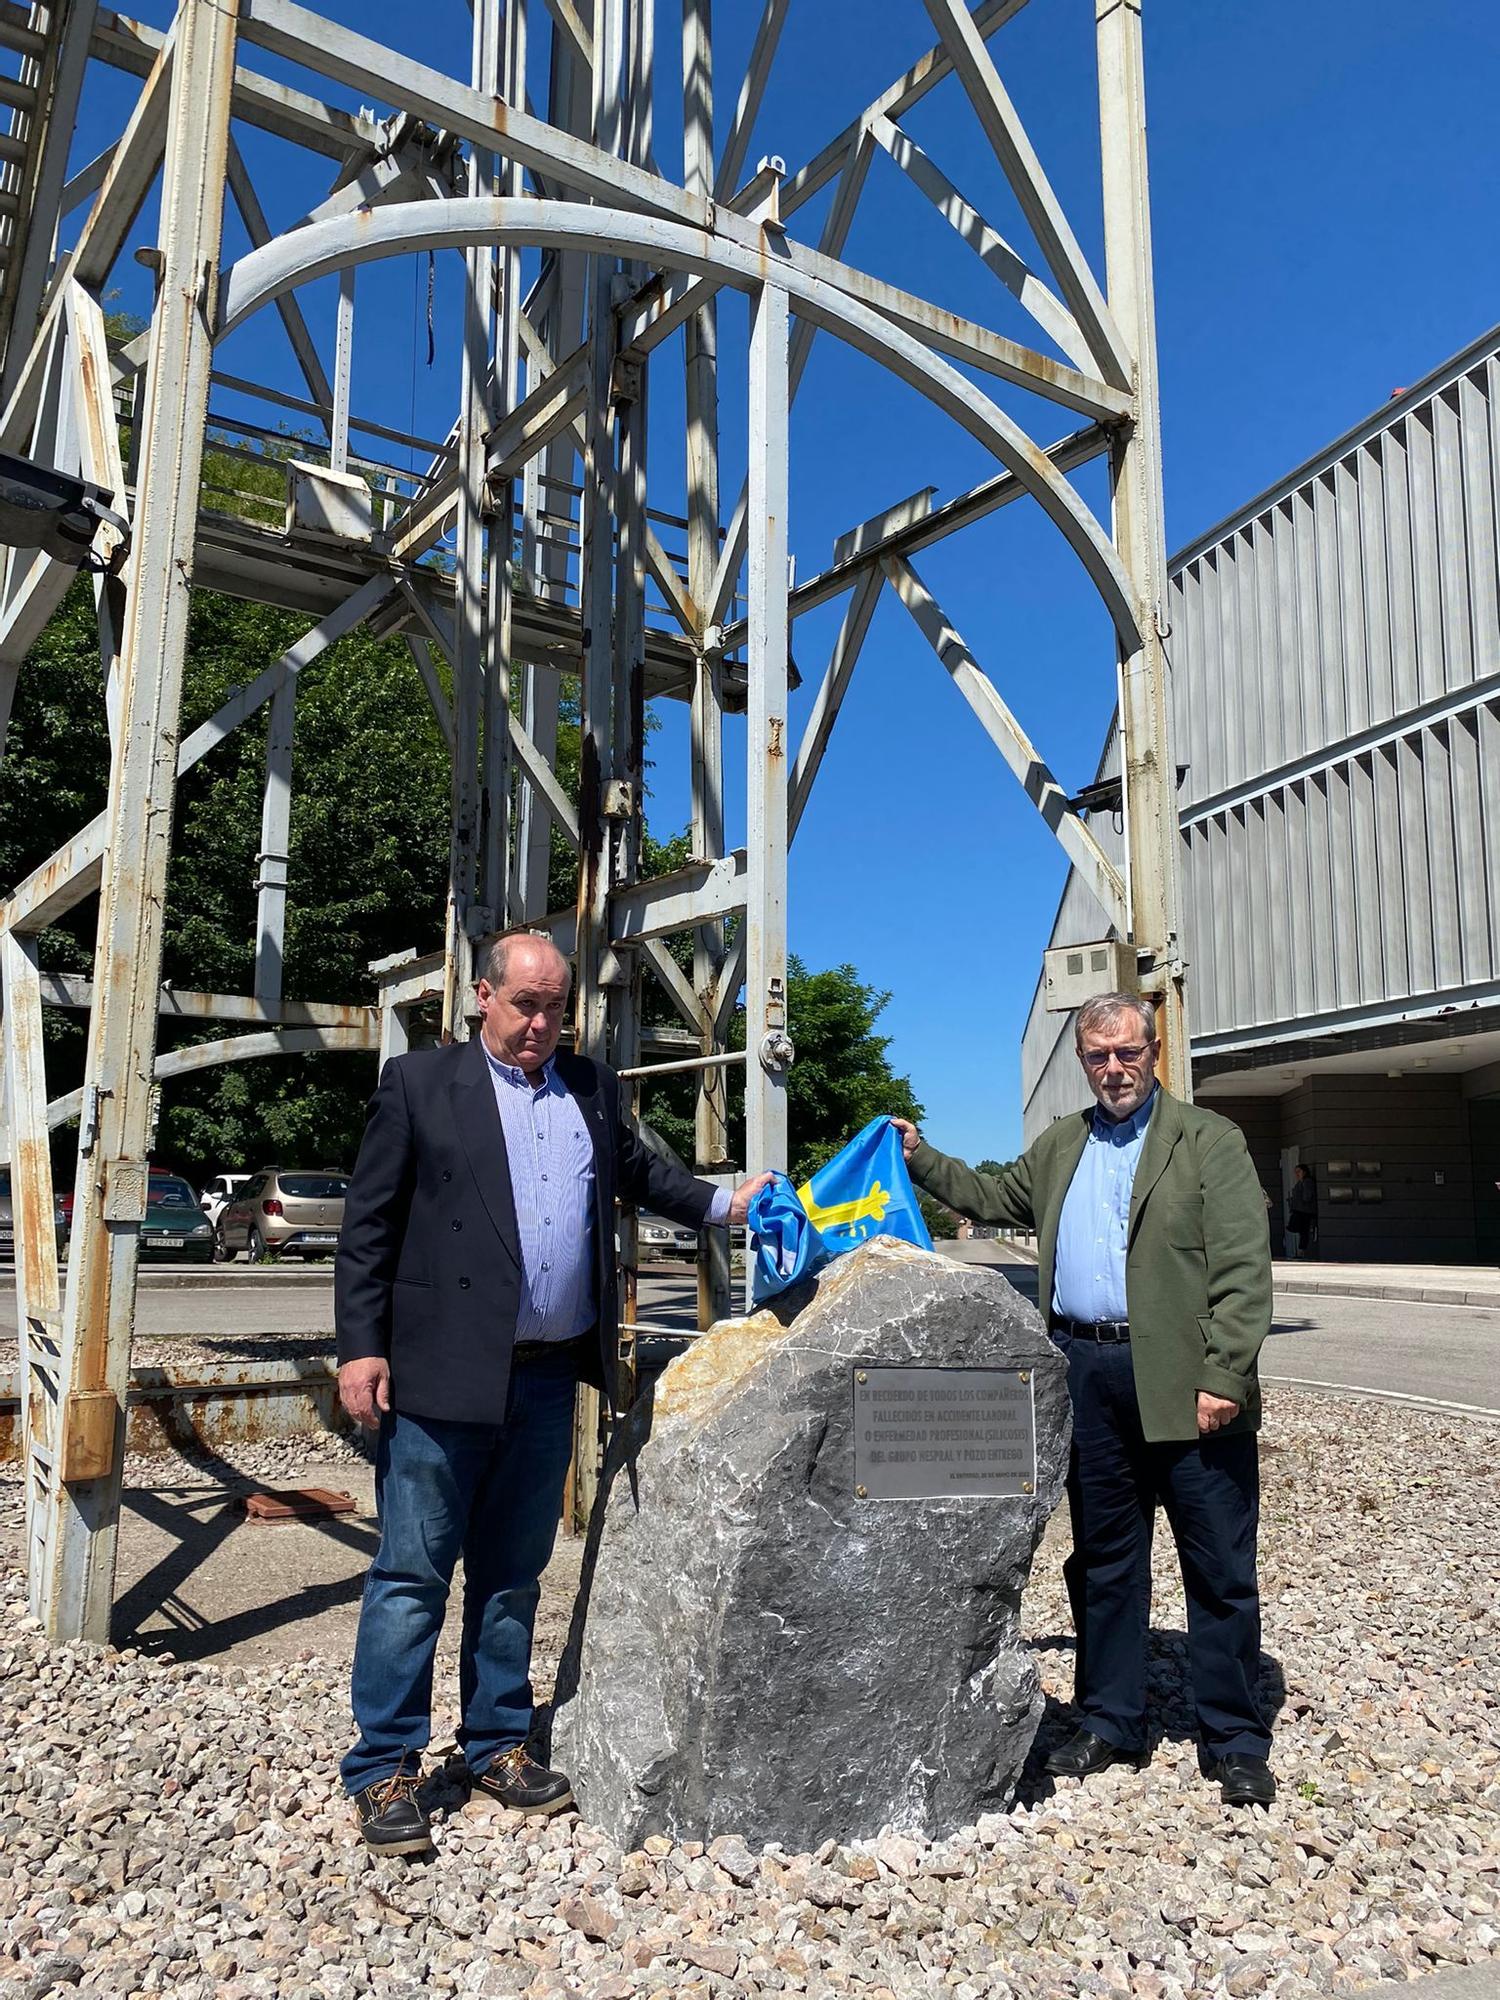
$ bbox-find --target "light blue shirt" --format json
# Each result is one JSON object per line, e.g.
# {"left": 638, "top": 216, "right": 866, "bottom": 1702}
{"left": 483, "top": 1046, "right": 733, "bottom": 1343}
{"left": 485, "top": 1049, "right": 600, "bottom": 1343}
{"left": 1051, "top": 1088, "right": 1158, "bottom": 1324}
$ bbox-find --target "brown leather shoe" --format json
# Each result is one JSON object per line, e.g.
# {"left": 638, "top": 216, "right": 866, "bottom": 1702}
{"left": 351, "top": 1758, "right": 433, "bottom": 1855}
{"left": 470, "top": 1744, "right": 574, "bottom": 1816}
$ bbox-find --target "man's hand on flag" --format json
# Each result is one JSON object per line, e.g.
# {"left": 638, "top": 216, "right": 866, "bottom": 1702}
{"left": 728, "top": 1170, "right": 778, "bottom": 1225}
{"left": 890, "top": 1117, "right": 921, "bottom": 1160}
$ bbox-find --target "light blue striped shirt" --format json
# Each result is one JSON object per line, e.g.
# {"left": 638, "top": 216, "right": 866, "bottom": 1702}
{"left": 484, "top": 1049, "right": 600, "bottom": 1344}
{"left": 483, "top": 1046, "right": 733, "bottom": 1342}
{"left": 1051, "top": 1088, "right": 1158, "bottom": 1324}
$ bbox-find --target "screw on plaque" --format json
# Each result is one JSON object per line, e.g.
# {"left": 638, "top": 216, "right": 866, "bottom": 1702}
{"left": 855, "top": 1484, "right": 869, "bottom": 1499}
{"left": 1022, "top": 1481, "right": 1035, "bottom": 1495}
{"left": 1018, "top": 1371, "right": 1030, "bottom": 1383}
{"left": 856, "top": 1370, "right": 868, "bottom": 1385}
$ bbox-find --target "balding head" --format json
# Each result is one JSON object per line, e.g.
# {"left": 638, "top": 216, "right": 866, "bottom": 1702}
{"left": 480, "top": 930, "right": 571, "bottom": 991}
{"left": 476, "top": 931, "right": 573, "bottom": 1073}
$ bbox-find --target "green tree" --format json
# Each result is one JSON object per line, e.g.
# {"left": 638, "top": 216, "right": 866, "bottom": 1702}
{"left": 918, "top": 1194, "right": 959, "bottom": 1241}
{"left": 0, "top": 579, "right": 452, "bottom": 1181}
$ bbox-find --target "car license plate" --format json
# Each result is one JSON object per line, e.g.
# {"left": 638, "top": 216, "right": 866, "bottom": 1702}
{"left": 155, "top": 1236, "right": 186, "bottom": 1248}
{"left": 303, "top": 1232, "right": 338, "bottom": 1244}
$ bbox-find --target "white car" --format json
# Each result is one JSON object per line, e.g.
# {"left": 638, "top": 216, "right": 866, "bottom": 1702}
{"left": 199, "top": 1172, "right": 252, "bottom": 1229}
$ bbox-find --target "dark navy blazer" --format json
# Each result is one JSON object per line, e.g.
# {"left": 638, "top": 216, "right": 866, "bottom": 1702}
{"left": 334, "top": 1037, "right": 718, "bottom": 1425}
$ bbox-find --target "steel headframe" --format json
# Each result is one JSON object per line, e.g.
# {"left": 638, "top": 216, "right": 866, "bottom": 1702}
{"left": 0, "top": 0, "right": 1186, "bottom": 1637}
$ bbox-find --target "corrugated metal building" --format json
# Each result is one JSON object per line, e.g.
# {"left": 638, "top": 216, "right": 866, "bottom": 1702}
{"left": 1024, "top": 324, "right": 1500, "bottom": 1262}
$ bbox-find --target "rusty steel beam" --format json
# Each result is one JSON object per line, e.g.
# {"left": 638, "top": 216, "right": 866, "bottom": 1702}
{"left": 41, "top": 0, "right": 241, "bottom": 1645}
{"left": 35, "top": 973, "right": 376, "bottom": 1031}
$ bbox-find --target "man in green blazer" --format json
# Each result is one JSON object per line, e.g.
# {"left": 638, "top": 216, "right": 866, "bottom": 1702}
{"left": 893, "top": 992, "right": 1275, "bottom": 1807}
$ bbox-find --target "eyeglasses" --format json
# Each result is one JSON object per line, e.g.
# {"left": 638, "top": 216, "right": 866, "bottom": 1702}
{"left": 1081, "top": 1042, "right": 1155, "bottom": 1070}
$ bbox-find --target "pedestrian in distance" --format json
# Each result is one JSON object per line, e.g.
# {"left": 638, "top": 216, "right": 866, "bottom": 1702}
{"left": 891, "top": 992, "right": 1276, "bottom": 1808}
{"left": 1286, "top": 1163, "right": 1318, "bottom": 1260}
{"left": 334, "top": 930, "right": 774, "bottom": 1855}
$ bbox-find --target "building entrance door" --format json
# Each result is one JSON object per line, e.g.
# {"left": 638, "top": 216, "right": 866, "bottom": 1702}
{"left": 1468, "top": 1099, "right": 1500, "bottom": 1265}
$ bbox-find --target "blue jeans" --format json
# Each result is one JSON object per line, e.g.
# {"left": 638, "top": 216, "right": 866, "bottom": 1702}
{"left": 1059, "top": 1333, "right": 1269, "bottom": 1762}
{"left": 342, "top": 1348, "right": 579, "bottom": 1795}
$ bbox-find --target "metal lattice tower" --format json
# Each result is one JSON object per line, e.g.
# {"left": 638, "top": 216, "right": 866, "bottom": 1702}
{"left": 0, "top": 0, "right": 1186, "bottom": 1640}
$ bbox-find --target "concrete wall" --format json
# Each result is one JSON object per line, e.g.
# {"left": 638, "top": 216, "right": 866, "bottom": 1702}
{"left": 1213, "top": 1075, "right": 1475, "bottom": 1263}
{"left": 1205, "top": 1095, "right": 1282, "bottom": 1199}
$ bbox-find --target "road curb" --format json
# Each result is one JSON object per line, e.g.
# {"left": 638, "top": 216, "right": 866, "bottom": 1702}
{"left": 1274, "top": 1277, "right": 1500, "bottom": 1309}
{"left": 137, "top": 1267, "right": 333, "bottom": 1290}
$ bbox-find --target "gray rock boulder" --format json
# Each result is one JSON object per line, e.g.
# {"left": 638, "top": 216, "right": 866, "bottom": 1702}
{"left": 550, "top": 1238, "right": 1070, "bottom": 1849}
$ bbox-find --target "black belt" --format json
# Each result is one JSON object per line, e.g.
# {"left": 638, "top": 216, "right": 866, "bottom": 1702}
{"left": 511, "top": 1335, "right": 587, "bottom": 1364}
{"left": 1049, "top": 1315, "right": 1130, "bottom": 1343}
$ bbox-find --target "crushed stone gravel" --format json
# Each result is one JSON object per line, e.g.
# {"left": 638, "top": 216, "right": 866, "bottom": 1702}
{"left": 0, "top": 1387, "right": 1496, "bottom": 1999}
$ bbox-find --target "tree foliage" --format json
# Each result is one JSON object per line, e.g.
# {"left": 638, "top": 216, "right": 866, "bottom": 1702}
{"left": 640, "top": 954, "right": 923, "bottom": 1189}
{"left": 0, "top": 579, "right": 451, "bottom": 1179}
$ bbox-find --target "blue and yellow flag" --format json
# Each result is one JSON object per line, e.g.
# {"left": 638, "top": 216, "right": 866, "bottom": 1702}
{"left": 747, "top": 1116, "right": 933, "bottom": 1303}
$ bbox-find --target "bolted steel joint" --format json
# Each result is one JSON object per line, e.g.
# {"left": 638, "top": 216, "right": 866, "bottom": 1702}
{"left": 758, "top": 1028, "right": 795, "bottom": 1073}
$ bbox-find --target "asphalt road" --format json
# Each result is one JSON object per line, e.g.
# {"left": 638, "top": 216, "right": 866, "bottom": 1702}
{"left": 986, "top": 1265, "right": 1500, "bottom": 1418}
{"left": 0, "top": 1274, "right": 338, "bottom": 1343}
{"left": 1256, "top": 1292, "right": 1500, "bottom": 1417}
{"left": 3, "top": 1260, "right": 1497, "bottom": 1416}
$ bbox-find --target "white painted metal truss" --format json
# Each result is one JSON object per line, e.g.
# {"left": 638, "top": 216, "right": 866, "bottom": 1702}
{"left": 1023, "top": 324, "right": 1500, "bottom": 1137}
{"left": 0, "top": 0, "right": 1184, "bottom": 1638}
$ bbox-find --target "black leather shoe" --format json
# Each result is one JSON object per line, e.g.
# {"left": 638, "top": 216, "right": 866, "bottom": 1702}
{"left": 1213, "top": 1753, "right": 1276, "bottom": 1807}
{"left": 1043, "top": 1728, "right": 1139, "bottom": 1778}
{"left": 352, "top": 1760, "right": 433, "bottom": 1855}
{"left": 471, "top": 1745, "right": 574, "bottom": 1816}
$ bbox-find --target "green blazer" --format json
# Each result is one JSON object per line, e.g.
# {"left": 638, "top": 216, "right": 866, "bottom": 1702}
{"left": 910, "top": 1088, "right": 1271, "bottom": 1444}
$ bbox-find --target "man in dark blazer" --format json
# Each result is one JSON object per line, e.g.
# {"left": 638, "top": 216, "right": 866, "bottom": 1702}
{"left": 893, "top": 992, "right": 1275, "bottom": 1808}
{"left": 335, "top": 930, "right": 771, "bottom": 1853}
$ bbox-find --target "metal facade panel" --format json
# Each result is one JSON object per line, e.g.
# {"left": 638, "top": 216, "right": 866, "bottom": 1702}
{"left": 1025, "top": 327, "right": 1500, "bottom": 1138}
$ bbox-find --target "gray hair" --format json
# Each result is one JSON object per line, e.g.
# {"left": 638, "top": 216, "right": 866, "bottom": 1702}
{"left": 479, "top": 930, "right": 573, "bottom": 989}
{"left": 1074, "top": 991, "right": 1156, "bottom": 1049}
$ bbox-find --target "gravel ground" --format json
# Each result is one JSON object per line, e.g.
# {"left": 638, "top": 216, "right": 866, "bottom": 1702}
{"left": 1, "top": 1387, "right": 1497, "bottom": 2000}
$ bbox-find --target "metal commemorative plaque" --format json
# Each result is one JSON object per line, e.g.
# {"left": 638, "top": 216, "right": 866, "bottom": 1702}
{"left": 852, "top": 1366, "right": 1037, "bottom": 1501}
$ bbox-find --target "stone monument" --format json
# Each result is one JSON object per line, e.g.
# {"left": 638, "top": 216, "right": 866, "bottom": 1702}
{"left": 551, "top": 1238, "right": 1070, "bottom": 1850}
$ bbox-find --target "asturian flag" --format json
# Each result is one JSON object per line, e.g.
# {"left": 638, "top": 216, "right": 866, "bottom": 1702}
{"left": 747, "top": 1116, "right": 933, "bottom": 1303}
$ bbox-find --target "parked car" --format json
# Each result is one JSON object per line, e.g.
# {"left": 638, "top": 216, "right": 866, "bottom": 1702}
{"left": 138, "top": 1173, "right": 216, "bottom": 1262}
{"left": 199, "top": 1172, "right": 252, "bottom": 1229}
{"left": 635, "top": 1211, "right": 699, "bottom": 1261}
{"left": 0, "top": 1166, "right": 67, "bottom": 1262}
{"left": 218, "top": 1168, "right": 349, "bottom": 1261}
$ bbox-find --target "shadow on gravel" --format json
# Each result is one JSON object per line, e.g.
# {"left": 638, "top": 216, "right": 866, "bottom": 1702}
{"left": 1017, "top": 1634, "right": 1287, "bottom": 1804}
{"left": 110, "top": 1440, "right": 378, "bottom": 1663}
{"left": 175, "top": 1335, "right": 337, "bottom": 1361}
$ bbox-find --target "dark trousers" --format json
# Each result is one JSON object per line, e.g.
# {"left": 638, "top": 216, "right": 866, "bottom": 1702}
{"left": 1059, "top": 1334, "right": 1269, "bottom": 1761}
{"left": 342, "top": 1346, "right": 579, "bottom": 1794}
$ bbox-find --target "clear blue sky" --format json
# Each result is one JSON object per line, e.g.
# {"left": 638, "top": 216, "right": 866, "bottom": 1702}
{"left": 69, "top": 0, "right": 1500, "bottom": 1160}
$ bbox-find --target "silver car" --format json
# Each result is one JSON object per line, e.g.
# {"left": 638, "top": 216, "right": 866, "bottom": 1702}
{"left": 635, "top": 1210, "right": 699, "bottom": 1261}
